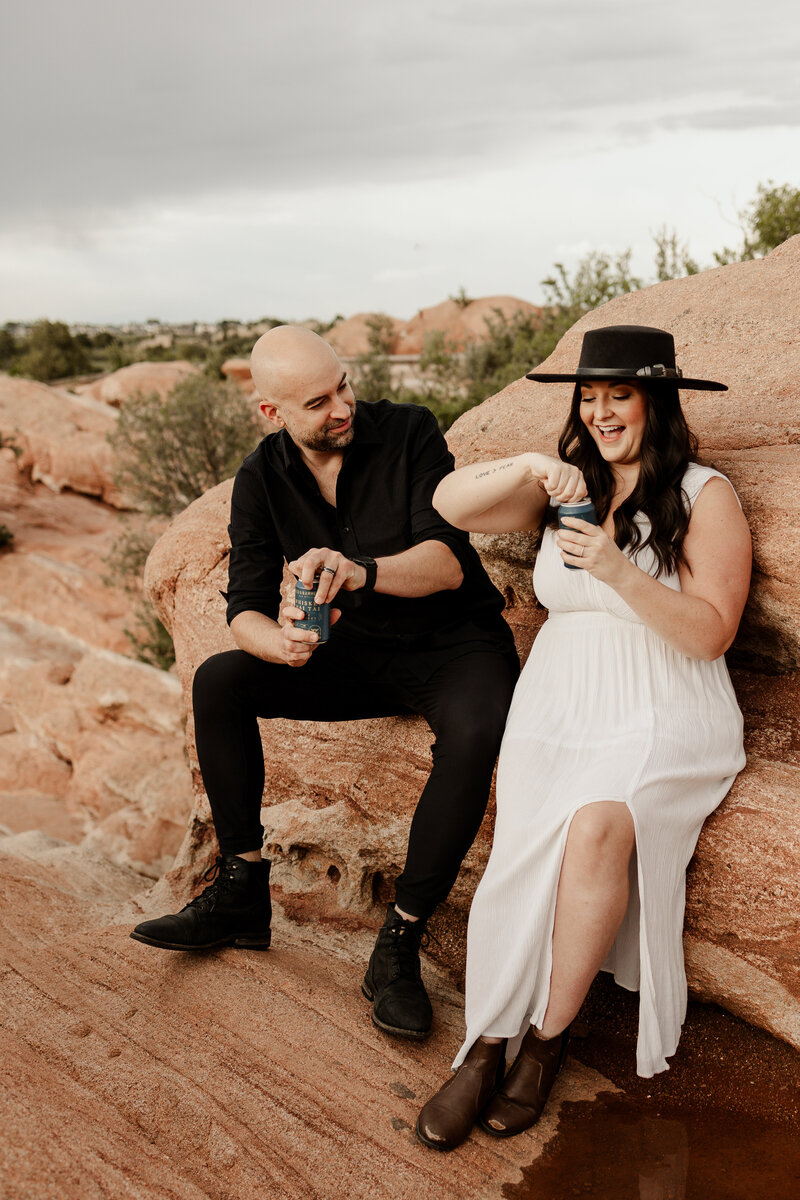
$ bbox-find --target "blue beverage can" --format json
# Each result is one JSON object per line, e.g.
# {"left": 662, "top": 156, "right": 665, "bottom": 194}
{"left": 557, "top": 498, "right": 598, "bottom": 570}
{"left": 294, "top": 578, "right": 331, "bottom": 643}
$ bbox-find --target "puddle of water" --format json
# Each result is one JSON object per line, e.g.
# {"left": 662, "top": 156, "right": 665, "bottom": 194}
{"left": 503, "top": 1094, "right": 800, "bottom": 1200}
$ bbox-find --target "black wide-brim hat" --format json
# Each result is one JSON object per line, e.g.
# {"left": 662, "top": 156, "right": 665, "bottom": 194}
{"left": 526, "top": 324, "right": 727, "bottom": 391}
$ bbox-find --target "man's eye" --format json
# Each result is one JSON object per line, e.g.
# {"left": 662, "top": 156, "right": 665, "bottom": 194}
{"left": 338, "top": 380, "right": 348, "bottom": 392}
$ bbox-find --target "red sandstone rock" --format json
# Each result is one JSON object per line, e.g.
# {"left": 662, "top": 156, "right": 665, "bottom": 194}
{"left": 0, "top": 833, "right": 610, "bottom": 1200}
{"left": 322, "top": 299, "right": 541, "bottom": 359}
{"left": 0, "top": 374, "right": 120, "bottom": 504}
{"left": 323, "top": 312, "right": 404, "bottom": 357}
{"left": 395, "top": 295, "right": 542, "bottom": 355}
{"left": 76, "top": 360, "right": 199, "bottom": 407}
{"left": 0, "top": 464, "right": 150, "bottom": 654}
{"left": 0, "top": 613, "right": 192, "bottom": 878}
{"left": 221, "top": 356, "right": 257, "bottom": 393}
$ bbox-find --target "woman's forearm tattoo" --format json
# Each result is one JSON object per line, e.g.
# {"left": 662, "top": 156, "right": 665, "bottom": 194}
{"left": 475, "top": 460, "right": 515, "bottom": 480}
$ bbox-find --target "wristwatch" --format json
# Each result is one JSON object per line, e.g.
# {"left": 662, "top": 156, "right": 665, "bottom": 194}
{"left": 352, "top": 556, "right": 378, "bottom": 591}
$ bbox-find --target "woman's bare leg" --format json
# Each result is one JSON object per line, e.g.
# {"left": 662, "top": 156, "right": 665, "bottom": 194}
{"left": 538, "top": 801, "right": 635, "bottom": 1039}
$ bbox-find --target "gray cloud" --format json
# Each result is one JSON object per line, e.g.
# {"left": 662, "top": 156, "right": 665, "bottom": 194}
{"left": 3, "top": 0, "right": 799, "bottom": 237}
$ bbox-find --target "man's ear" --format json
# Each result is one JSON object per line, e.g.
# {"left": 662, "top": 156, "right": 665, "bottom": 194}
{"left": 259, "top": 399, "right": 284, "bottom": 429}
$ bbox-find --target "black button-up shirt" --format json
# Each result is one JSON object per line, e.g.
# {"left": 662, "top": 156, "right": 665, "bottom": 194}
{"left": 224, "top": 399, "right": 512, "bottom": 652}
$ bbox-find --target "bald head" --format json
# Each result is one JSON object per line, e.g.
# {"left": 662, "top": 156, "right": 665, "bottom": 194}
{"left": 250, "top": 325, "right": 342, "bottom": 405}
{"left": 250, "top": 324, "right": 356, "bottom": 455}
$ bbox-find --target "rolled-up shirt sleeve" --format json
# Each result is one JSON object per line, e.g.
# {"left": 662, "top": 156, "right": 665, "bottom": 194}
{"left": 223, "top": 463, "right": 284, "bottom": 625}
{"left": 408, "top": 407, "right": 473, "bottom": 574}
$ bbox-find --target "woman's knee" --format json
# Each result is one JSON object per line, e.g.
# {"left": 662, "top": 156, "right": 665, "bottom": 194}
{"left": 565, "top": 802, "right": 635, "bottom": 876}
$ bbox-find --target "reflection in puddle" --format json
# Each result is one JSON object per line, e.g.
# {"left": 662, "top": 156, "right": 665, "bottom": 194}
{"left": 503, "top": 1095, "right": 800, "bottom": 1200}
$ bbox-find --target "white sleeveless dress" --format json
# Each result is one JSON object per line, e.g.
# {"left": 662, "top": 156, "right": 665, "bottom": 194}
{"left": 453, "top": 463, "right": 746, "bottom": 1078}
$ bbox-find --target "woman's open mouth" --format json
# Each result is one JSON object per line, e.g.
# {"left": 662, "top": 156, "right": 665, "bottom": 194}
{"left": 596, "top": 424, "right": 625, "bottom": 443}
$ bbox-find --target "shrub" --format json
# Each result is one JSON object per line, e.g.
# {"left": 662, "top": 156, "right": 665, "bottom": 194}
{"left": 106, "top": 374, "right": 260, "bottom": 668}
{"left": 108, "top": 374, "right": 260, "bottom": 518}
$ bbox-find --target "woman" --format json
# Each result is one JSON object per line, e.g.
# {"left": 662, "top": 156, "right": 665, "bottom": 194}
{"left": 416, "top": 325, "right": 751, "bottom": 1152}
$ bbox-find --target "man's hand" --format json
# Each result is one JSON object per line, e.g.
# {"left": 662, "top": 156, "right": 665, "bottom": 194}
{"left": 275, "top": 589, "right": 342, "bottom": 667}
{"left": 288, "top": 547, "right": 368, "bottom": 604}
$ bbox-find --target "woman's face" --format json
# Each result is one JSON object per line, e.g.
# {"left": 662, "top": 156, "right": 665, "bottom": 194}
{"left": 578, "top": 380, "right": 648, "bottom": 467}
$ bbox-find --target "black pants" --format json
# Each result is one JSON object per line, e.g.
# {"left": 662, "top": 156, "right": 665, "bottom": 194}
{"left": 192, "top": 638, "right": 519, "bottom": 918}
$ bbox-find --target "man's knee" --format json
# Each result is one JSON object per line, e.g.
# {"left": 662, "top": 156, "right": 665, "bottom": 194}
{"left": 192, "top": 650, "right": 269, "bottom": 713}
{"left": 434, "top": 699, "right": 508, "bottom": 764}
{"left": 438, "top": 668, "right": 514, "bottom": 751}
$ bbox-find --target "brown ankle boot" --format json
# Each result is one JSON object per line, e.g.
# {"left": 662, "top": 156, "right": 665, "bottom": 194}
{"left": 416, "top": 1038, "right": 507, "bottom": 1151}
{"left": 478, "top": 1024, "right": 569, "bottom": 1138}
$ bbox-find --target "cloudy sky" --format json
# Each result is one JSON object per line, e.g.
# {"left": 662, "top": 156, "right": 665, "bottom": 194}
{"left": 3, "top": 0, "right": 799, "bottom": 323}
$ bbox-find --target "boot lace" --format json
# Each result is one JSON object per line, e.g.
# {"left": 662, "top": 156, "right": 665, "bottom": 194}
{"left": 384, "top": 918, "right": 440, "bottom": 980}
{"left": 185, "top": 856, "right": 239, "bottom": 914}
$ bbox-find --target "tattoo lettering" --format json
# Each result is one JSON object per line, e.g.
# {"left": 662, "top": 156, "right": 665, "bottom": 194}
{"left": 475, "top": 460, "right": 515, "bottom": 479}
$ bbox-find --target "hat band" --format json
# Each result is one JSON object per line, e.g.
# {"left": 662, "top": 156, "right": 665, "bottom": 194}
{"left": 576, "top": 364, "right": 683, "bottom": 380}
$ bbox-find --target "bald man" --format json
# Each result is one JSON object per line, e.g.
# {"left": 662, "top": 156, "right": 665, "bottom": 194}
{"left": 132, "top": 326, "right": 519, "bottom": 1040}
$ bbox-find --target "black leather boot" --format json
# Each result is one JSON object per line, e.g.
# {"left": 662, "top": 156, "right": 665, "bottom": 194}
{"left": 361, "top": 905, "right": 433, "bottom": 1039}
{"left": 130, "top": 855, "right": 272, "bottom": 951}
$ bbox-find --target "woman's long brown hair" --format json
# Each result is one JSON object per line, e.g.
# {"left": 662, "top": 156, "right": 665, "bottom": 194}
{"left": 553, "top": 382, "right": 699, "bottom": 578}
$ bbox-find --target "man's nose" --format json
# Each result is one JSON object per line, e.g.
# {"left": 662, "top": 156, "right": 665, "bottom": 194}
{"left": 330, "top": 394, "right": 351, "bottom": 418}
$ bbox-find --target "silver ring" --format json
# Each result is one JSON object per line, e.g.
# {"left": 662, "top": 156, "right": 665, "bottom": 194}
{"left": 579, "top": 546, "right": 584, "bottom": 558}
{"left": 321, "top": 565, "right": 336, "bottom": 575}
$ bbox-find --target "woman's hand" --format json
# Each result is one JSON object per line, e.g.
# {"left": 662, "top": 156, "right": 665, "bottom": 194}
{"left": 557, "top": 517, "right": 634, "bottom": 588}
{"left": 527, "top": 454, "right": 587, "bottom": 504}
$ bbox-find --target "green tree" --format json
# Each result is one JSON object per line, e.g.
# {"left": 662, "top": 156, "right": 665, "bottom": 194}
{"left": 0, "top": 325, "right": 17, "bottom": 371}
{"left": 653, "top": 226, "right": 700, "bottom": 282}
{"left": 541, "top": 249, "right": 641, "bottom": 315}
{"left": 10, "top": 320, "right": 90, "bottom": 381}
{"left": 412, "top": 330, "right": 469, "bottom": 429}
{"left": 714, "top": 180, "right": 800, "bottom": 264}
{"left": 351, "top": 314, "right": 396, "bottom": 404}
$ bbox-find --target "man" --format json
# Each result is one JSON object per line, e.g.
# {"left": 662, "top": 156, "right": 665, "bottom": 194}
{"left": 132, "top": 325, "right": 518, "bottom": 1040}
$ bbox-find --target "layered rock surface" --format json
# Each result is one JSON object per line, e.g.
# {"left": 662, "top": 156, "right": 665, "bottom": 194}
{"left": 0, "top": 450, "right": 137, "bottom": 652}
{"left": 0, "top": 453, "right": 188, "bottom": 876}
{"left": 145, "top": 238, "right": 800, "bottom": 1054}
{"left": 0, "top": 611, "right": 192, "bottom": 878}
{"left": 0, "top": 374, "right": 120, "bottom": 504}
{"left": 0, "top": 830, "right": 609, "bottom": 1200}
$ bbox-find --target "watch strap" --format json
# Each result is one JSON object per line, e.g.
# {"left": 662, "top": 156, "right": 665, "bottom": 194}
{"left": 353, "top": 556, "right": 378, "bottom": 591}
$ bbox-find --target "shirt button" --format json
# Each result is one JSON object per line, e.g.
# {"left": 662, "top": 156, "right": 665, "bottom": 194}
{"left": 343, "top": 526, "right": 350, "bottom": 533}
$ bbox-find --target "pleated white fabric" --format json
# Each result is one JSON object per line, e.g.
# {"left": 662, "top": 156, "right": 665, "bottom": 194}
{"left": 453, "top": 463, "right": 745, "bottom": 1078}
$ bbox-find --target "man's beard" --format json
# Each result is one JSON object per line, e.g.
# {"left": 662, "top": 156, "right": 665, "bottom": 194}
{"left": 297, "top": 407, "right": 356, "bottom": 452}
